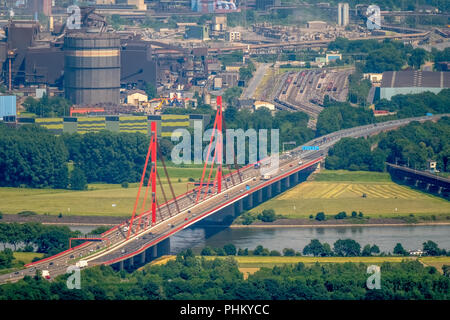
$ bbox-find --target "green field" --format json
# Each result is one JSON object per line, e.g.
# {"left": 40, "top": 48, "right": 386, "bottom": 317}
{"left": 248, "top": 170, "right": 450, "bottom": 219}
{"left": 0, "top": 167, "right": 214, "bottom": 216}
{"left": 13, "top": 252, "right": 44, "bottom": 265}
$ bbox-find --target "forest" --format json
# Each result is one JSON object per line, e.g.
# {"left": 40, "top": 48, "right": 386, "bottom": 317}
{"left": 325, "top": 116, "right": 450, "bottom": 172}
{"left": 0, "top": 250, "right": 448, "bottom": 300}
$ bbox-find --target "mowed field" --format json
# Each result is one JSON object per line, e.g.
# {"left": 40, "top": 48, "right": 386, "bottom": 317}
{"left": 0, "top": 167, "right": 211, "bottom": 216}
{"left": 249, "top": 170, "right": 450, "bottom": 218}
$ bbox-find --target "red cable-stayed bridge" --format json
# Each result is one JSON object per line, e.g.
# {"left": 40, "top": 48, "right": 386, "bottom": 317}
{"left": 0, "top": 105, "right": 448, "bottom": 282}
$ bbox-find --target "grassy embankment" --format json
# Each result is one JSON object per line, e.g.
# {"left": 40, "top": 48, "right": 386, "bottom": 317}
{"left": 0, "top": 167, "right": 213, "bottom": 217}
{"left": 246, "top": 170, "right": 450, "bottom": 220}
{"left": 0, "top": 252, "right": 45, "bottom": 275}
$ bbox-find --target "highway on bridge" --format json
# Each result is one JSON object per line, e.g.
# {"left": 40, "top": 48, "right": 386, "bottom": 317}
{"left": 0, "top": 114, "right": 448, "bottom": 284}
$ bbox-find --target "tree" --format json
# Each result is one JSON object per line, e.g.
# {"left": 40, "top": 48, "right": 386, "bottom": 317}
{"left": 334, "top": 211, "right": 347, "bottom": 219}
{"left": 333, "top": 239, "right": 361, "bottom": 257}
{"left": 0, "top": 248, "right": 14, "bottom": 269}
{"left": 393, "top": 243, "right": 408, "bottom": 255}
{"left": 144, "top": 82, "right": 157, "bottom": 100}
{"left": 408, "top": 48, "right": 428, "bottom": 69}
{"left": 223, "top": 244, "right": 237, "bottom": 256}
{"left": 201, "top": 246, "right": 214, "bottom": 256}
{"left": 362, "top": 244, "right": 372, "bottom": 257}
{"left": 315, "top": 212, "right": 325, "bottom": 221}
{"left": 70, "top": 167, "right": 87, "bottom": 190}
{"left": 303, "top": 239, "right": 324, "bottom": 257}
{"left": 254, "top": 245, "right": 269, "bottom": 256}
{"left": 283, "top": 248, "right": 295, "bottom": 256}
{"left": 258, "top": 209, "right": 276, "bottom": 222}
{"left": 423, "top": 240, "right": 443, "bottom": 256}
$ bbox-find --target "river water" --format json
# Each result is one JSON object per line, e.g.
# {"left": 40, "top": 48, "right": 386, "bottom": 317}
{"left": 69, "top": 224, "right": 450, "bottom": 254}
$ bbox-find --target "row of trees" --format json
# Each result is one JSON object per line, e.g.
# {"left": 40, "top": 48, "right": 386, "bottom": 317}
{"left": 0, "top": 223, "right": 80, "bottom": 257}
{"left": 0, "top": 251, "right": 448, "bottom": 300}
{"left": 199, "top": 239, "right": 447, "bottom": 258}
{"left": 326, "top": 116, "right": 450, "bottom": 172}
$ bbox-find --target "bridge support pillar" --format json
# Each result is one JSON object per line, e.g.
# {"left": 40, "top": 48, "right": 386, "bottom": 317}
{"left": 140, "top": 250, "right": 146, "bottom": 264}
{"left": 119, "top": 260, "right": 124, "bottom": 271}
{"left": 293, "top": 172, "right": 299, "bottom": 184}
{"left": 157, "top": 238, "right": 170, "bottom": 256}
{"left": 276, "top": 180, "right": 281, "bottom": 194}
{"left": 236, "top": 199, "right": 244, "bottom": 215}
{"left": 438, "top": 187, "right": 442, "bottom": 194}
{"left": 285, "top": 177, "right": 290, "bottom": 189}
{"left": 266, "top": 185, "right": 272, "bottom": 199}
{"left": 257, "top": 189, "right": 263, "bottom": 203}
{"left": 245, "top": 193, "right": 253, "bottom": 210}
{"left": 129, "top": 256, "right": 134, "bottom": 267}
{"left": 426, "top": 183, "right": 430, "bottom": 191}
{"left": 151, "top": 245, "right": 157, "bottom": 258}
{"left": 414, "top": 180, "right": 419, "bottom": 187}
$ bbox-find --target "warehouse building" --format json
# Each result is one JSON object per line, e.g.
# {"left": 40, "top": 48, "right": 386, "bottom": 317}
{"left": 378, "top": 71, "right": 450, "bottom": 101}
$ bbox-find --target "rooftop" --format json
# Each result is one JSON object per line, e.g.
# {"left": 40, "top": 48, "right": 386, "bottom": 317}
{"left": 381, "top": 71, "right": 450, "bottom": 88}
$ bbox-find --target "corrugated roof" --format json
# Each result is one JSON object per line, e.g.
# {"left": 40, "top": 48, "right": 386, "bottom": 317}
{"left": 381, "top": 71, "right": 450, "bottom": 88}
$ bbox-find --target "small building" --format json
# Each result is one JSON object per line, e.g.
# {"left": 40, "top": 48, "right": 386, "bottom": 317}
{"left": 225, "top": 31, "right": 241, "bottom": 42}
{"left": 0, "top": 95, "right": 16, "bottom": 120}
{"left": 212, "top": 15, "right": 227, "bottom": 31}
{"left": 363, "top": 73, "right": 383, "bottom": 85}
{"left": 254, "top": 100, "right": 275, "bottom": 111}
{"left": 126, "top": 89, "right": 148, "bottom": 106}
{"left": 185, "top": 25, "right": 210, "bottom": 40}
{"left": 326, "top": 53, "right": 342, "bottom": 64}
{"left": 373, "top": 110, "right": 396, "bottom": 117}
{"left": 409, "top": 249, "right": 424, "bottom": 256}
{"left": 427, "top": 160, "right": 437, "bottom": 173}
{"left": 307, "top": 21, "right": 327, "bottom": 30}
{"left": 213, "top": 77, "right": 223, "bottom": 90}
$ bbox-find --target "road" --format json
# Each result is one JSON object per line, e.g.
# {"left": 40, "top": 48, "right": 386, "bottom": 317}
{"left": 241, "top": 63, "right": 271, "bottom": 100}
{"left": 1, "top": 113, "right": 448, "bottom": 284}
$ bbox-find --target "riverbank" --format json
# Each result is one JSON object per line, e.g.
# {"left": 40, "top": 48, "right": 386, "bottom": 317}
{"left": 2, "top": 213, "right": 450, "bottom": 228}
{"left": 230, "top": 218, "right": 450, "bottom": 228}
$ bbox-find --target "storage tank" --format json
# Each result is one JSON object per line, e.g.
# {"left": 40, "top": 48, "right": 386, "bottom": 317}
{"left": 64, "top": 33, "right": 120, "bottom": 105}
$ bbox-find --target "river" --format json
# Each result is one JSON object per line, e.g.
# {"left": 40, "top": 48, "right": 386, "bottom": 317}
{"left": 69, "top": 224, "right": 450, "bottom": 254}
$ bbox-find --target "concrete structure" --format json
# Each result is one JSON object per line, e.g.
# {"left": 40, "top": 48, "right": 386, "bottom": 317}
{"left": 212, "top": 15, "right": 227, "bottom": 31}
{"left": 338, "top": 3, "right": 349, "bottom": 26}
{"left": 326, "top": 53, "right": 342, "bottom": 64}
{"left": 306, "top": 21, "right": 327, "bottom": 30}
{"left": 363, "top": 73, "right": 383, "bottom": 85}
{"left": 225, "top": 31, "right": 241, "bottom": 42}
{"left": 213, "top": 77, "right": 223, "bottom": 90}
{"left": 0, "top": 95, "right": 16, "bottom": 120}
{"left": 127, "top": 0, "right": 147, "bottom": 10}
{"left": 64, "top": 33, "right": 121, "bottom": 106}
{"left": 379, "top": 71, "right": 450, "bottom": 101}
{"left": 254, "top": 100, "right": 275, "bottom": 111}
{"left": 185, "top": 25, "right": 210, "bottom": 40}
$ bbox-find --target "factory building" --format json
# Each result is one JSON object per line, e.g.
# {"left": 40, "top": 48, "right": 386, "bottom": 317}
{"left": 338, "top": 3, "right": 349, "bottom": 26}
{"left": 64, "top": 33, "right": 121, "bottom": 106}
{"left": 378, "top": 71, "right": 450, "bottom": 101}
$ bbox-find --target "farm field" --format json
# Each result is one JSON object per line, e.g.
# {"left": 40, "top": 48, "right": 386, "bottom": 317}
{"left": 0, "top": 167, "right": 212, "bottom": 216}
{"left": 248, "top": 170, "right": 450, "bottom": 219}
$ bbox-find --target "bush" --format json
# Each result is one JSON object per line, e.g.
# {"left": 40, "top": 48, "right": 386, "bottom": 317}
{"left": 283, "top": 248, "right": 296, "bottom": 256}
{"left": 188, "top": 177, "right": 195, "bottom": 182}
{"left": 269, "top": 250, "right": 281, "bottom": 256}
{"left": 237, "top": 248, "right": 249, "bottom": 256}
{"left": 17, "top": 211, "right": 37, "bottom": 217}
{"left": 358, "top": 212, "right": 364, "bottom": 218}
{"left": 351, "top": 211, "right": 357, "bottom": 218}
{"left": 121, "top": 182, "right": 129, "bottom": 188}
{"left": 309, "top": 214, "right": 314, "bottom": 219}
{"left": 253, "top": 245, "right": 270, "bottom": 256}
{"left": 201, "top": 247, "right": 214, "bottom": 256}
{"left": 214, "top": 248, "right": 226, "bottom": 256}
{"left": 257, "top": 209, "right": 276, "bottom": 223}
{"left": 241, "top": 212, "right": 256, "bottom": 225}
{"left": 315, "top": 212, "right": 326, "bottom": 221}
{"left": 23, "top": 245, "right": 34, "bottom": 252}
{"left": 223, "top": 243, "right": 237, "bottom": 256}
{"left": 334, "top": 211, "right": 347, "bottom": 219}
{"left": 58, "top": 213, "right": 63, "bottom": 218}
